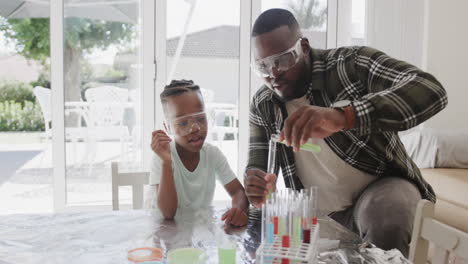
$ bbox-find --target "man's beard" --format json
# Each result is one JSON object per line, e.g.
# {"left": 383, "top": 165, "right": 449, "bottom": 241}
{"left": 276, "top": 70, "right": 309, "bottom": 102}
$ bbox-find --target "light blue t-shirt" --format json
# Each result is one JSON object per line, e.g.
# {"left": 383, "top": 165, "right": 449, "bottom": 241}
{"left": 149, "top": 142, "right": 236, "bottom": 209}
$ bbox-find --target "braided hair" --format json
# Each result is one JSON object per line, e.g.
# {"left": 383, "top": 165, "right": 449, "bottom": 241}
{"left": 160, "top": 80, "right": 203, "bottom": 114}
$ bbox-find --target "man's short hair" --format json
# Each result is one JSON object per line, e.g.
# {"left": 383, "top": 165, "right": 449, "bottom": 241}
{"left": 251, "top": 8, "right": 300, "bottom": 37}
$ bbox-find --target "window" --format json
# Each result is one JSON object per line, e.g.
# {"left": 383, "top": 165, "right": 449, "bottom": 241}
{"left": 261, "top": 0, "right": 328, "bottom": 48}
{"left": 164, "top": 0, "right": 241, "bottom": 203}
{"left": 62, "top": 0, "right": 144, "bottom": 207}
{"left": 337, "top": 0, "right": 367, "bottom": 47}
{"left": 0, "top": 0, "right": 344, "bottom": 211}
{"left": 0, "top": 4, "right": 53, "bottom": 214}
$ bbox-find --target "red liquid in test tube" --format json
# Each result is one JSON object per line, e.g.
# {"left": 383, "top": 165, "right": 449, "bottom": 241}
{"left": 273, "top": 216, "right": 279, "bottom": 235}
{"left": 281, "top": 235, "right": 290, "bottom": 264}
{"left": 303, "top": 229, "right": 311, "bottom": 244}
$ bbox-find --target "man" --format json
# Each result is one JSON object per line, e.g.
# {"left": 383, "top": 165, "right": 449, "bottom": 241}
{"left": 244, "top": 8, "right": 447, "bottom": 257}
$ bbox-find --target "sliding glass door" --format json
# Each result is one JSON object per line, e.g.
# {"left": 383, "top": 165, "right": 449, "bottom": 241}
{"left": 51, "top": 0, "right": 155, "bottom": 211}
{"left": 49, "top": 0, "right": 341, "bottom": 211}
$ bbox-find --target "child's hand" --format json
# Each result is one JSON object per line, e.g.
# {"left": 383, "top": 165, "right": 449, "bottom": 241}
{"left": 221, "top": 208, "right": 248, "bottom": 227}
{"left": 151, "top": 130, "right": 172, "bottom": 162}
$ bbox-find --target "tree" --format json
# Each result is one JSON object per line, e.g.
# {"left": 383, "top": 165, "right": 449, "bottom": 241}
{"left": 0, "top": 17, "right": 134, "bottom": 102}
{"left": 288, "top": 0, "right": 327, "bottom": 30}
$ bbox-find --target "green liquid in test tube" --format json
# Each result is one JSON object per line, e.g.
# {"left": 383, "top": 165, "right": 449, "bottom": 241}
{"left": 271, "top": 134, "right": 321, "bottom": 153}
{"left": 293, "top": 215, "right": 302, "bottom": 244}
{"left": 279, "top": 217, "right": 284, "bottom": 236}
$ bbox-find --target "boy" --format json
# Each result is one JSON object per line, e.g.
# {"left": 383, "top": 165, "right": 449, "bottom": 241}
{"left": 150, "top": 80, "right": 249, "bottom": 227}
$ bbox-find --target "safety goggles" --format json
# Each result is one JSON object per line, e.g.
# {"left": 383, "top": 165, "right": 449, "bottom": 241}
{"left": 251, "top": 38, "right": 303, "bottom": 78}
{"left": 165, "top": 111, "right": 210, "bottom": 136}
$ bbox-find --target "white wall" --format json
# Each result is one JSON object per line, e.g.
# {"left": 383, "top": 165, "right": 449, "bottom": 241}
{"left": 366, "top": 0, "right": 426, "bottom": 68}
{"left": 166, "top": 57, "right": 239, "bottom": 104}
{"left": 367, "top": 0, "right": 468, "bottom": 129}
{"left": 423, "top": 0, "right": 468, "bottom": 129}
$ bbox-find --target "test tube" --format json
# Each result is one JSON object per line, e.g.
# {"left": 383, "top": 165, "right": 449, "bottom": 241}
{"left": 266, "top": 137, "right": 277, "bottom": 201}
{"left": 266, "top": 199, "right": 274, "bottom": 244}
{"left": 310, "top": 186, "right": 318, "bottom": 225}
{"left": 267, "top": 138, "right": 277, "bottom": 174}
{"left": 278, "top": 203, "right": 284, "bottom": 237}
{"left": 281, "top": 203, "right": 291, "bottom": 264}
{"left": 292, "top": 199, "right": 302, "bottom": 245}
{"left": 302, "top": 196, "right": 311, "bottom": 244}
{"left": 273, "top": 199, "right": 279, "bottom": 236}
{"left": 261, "top": 203, "right": 265, "bottom": 243}
{"left": 271, "top": 134, "right": 321, "bottom": 153}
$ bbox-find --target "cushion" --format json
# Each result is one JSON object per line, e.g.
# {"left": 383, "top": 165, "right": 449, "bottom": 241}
{"left": 421, "top": 169, "right": 468, "bottom": 210}
{"left": 433, "top": 198, "right": 468, "bottom": 234}
{"left": 420, "top": 168, "right": 468, "bottom": 233}
{"left": 401, "top": 128, "right": 468, "bottom": 168}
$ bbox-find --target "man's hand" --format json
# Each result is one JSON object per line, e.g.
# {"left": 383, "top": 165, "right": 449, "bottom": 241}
{"left": 265, "top": 173, "right": 277, "bottom": 193}
{"left": 151, "top": 130, "right": 172, "bottom": 162}
{"left": 280, "top": 105, "right": 346, "bottom": 152}
{"left": 222, "top": 208, "right": 248, "bottom": 227}
{"left": 244, "top": 169, "right": 277, "bottom": 208}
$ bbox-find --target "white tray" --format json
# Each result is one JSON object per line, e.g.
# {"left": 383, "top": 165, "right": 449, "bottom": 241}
{"left": 256, "top": 223, "right": 320, "bottom": 264}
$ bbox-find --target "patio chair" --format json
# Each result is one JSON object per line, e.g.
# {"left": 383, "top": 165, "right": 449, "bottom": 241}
{"left": 409, "top": 199, "right": 468, "bottom": 264}
{"left": 33, "top": 86, "right": 88, "bottom": 165}
{"left": 84, "top": 86, "right": 132, "bottom": 164}
{"left": 33, "top": 87, "right": 53, "bottom": 137}
{"left": 128, "top": 89, "right": 141, "bottom": 163}
{"left": 210, "top": 105, "right": 238, "bottom": 147}
{"left": 111, "top": 162, "right": 149, "bottom": 210}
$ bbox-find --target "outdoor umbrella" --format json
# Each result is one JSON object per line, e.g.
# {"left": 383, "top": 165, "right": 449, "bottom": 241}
{"left": 0, "top": 0, "right": 138, "bottom": 24}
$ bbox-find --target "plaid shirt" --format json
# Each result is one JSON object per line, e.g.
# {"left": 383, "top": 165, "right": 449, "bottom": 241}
{"left": 247, "top": 46, "right": 447, "bottom": 203}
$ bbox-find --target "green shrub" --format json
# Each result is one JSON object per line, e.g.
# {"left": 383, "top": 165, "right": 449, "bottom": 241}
{"left": 0, "top": 79, "right": 35, "bottom": 104}
{"left": 30, "top": 71, "right": 50, "bottom": 88}
{"left": 0, "top": 101, "right": 45, "bottom": 131}
{"left": 103, "top": 68, "right": 126, "bottom": 78}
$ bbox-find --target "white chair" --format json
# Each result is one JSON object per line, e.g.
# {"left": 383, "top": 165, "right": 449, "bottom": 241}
{"left": 128, "top": 89, "right": 141, "bottom": 163}
{"left": 33, "top": 86, "right": 88, "bottom": 165}
{"left": 209, "top": 105, "right": 238, "bottom": 147}
{"left": 85, "top": 86, "right": 132, "bottom": 164}
{"left": 409, "top": 199, "right": 468, "bottom": 264}
{"left": 111, "top": 162, "right": 149, "bottom": 210}
{"left": 33, "top": 86, "right": 53, "bottom": 137}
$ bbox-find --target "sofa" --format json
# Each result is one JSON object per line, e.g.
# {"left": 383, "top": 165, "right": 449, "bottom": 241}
{"left": 420, "top": 168, "right": 468, "bottom": 233}
{"left": 401, "top": 128, "right": 468, "bottom": 263}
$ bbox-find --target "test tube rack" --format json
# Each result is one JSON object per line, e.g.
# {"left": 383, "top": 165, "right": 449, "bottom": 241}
{"left": 256, "top": 223, "right": 320, "bottom": 264}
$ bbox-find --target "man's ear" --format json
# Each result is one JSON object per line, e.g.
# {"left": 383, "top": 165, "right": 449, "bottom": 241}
{"left": 300, "top": 37, "right": 311, "bottom": 55}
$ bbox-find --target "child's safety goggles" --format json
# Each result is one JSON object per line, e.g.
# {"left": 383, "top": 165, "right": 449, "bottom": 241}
{"left": 251, "top": 38, "right": 303, "bottom": 78}
{"left": 166, "top": 111, "right": 210, "bottom": 136}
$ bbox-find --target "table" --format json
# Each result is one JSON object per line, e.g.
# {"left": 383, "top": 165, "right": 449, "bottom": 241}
{"left": 65, "top": 101, "right": 135, "bottom": 126}
{"left": 206, "top": 103, "right": 238, "bottom": 144}
{"left": 0, "top": 207, "right": 410, "bottom": 264}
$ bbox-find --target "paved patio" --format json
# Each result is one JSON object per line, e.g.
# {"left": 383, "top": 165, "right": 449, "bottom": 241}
{"left": 0, "top": 133, "right": 237, "bottom": 214}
